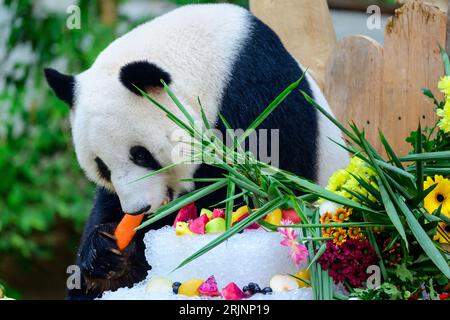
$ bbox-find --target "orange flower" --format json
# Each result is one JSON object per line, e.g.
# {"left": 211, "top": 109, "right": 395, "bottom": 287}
{"left": 348, "top": 227, "right": 364, "bottom": 240}
{"left": 322, "top": 226, "right": 335, "bottom": 237}
{"left": 333, "top": 228, "right": 348, "bottom": 246}
{"left": 320, "top": 212, "right": 333, "bottom": 224}
{"left": 333, "top": 208, "right": 352, "bottom": 223}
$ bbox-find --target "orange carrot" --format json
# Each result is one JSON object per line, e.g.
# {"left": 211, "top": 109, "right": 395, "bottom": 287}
{"left": 114, "top": 214, "right": 144, "bottom": 250}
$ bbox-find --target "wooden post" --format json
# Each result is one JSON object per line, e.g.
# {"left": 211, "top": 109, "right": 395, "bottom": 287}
{"left": 325, "top": 1, "right": 446, "bottom": 155}
{"left": 100, "top": 0, "right": 117, "bottom": 26}
{"left": 382, "top": 1, "right": 446, "bottom": 155}
{"left": 250, "top": 0, "right": 337, "bottom": 89}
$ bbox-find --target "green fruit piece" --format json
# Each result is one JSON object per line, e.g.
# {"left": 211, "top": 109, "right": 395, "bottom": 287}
{"left": 178, "top": 279, "right": 205, "bottom": 297}
{"left": 145, "top": 276, "right": 174, "bottom": 294}
{"left": 200, "top": 208, "right": 213, "bottom": 219}
{"left": 205, "top": 218, "right": 226, "bottom": 234}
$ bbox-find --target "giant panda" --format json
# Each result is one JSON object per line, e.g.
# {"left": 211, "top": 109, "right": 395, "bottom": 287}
{"left": 44, "top": 4, "right": 349, "bottom": 299}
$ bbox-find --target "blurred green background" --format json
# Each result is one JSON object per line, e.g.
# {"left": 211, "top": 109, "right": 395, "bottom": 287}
{"left": 0, "top": 0, "right": 248, "bottom": 300}
{"left": 0, "top": 0, "right": 398, "bottom": 299}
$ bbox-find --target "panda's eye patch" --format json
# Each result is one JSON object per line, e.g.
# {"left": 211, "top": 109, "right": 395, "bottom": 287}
{"left": 130, "top": 146, "right": 162, "bottom": 170}
{"left": 95, "top": 157, "right": 111, "bottom": 181}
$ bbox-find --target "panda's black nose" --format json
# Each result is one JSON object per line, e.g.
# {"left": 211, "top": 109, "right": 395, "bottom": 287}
{"left": 129, "top": 205, "right": 151, "bottom": 215}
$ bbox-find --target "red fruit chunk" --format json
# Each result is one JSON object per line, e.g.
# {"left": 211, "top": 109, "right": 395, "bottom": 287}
{"left": 189, "top": 214, "right": 209, "bottom": 234}
{"left": 198, "top": 275, "right": 221, "bottom": 297}
{"left": 173, "top": 203, "right": 197, "bottom": 227}
{"left": 212, "top": 208, "right": 225, "bottom": 219}
{"left": 222, "top": 282, "right": 245, "bottom": 300}
{"left": 282, "top": 208, "right": 301, "bottom": 224}
{"left": 233, "top": 212, "right": 259, "bottom": 229}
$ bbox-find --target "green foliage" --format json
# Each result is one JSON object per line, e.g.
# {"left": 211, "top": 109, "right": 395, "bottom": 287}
{"left": 0, "top": 0, "right": 131, "bottom": 260}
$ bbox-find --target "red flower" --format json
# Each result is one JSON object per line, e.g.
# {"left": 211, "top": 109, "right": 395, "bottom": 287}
{"left": 318, "top": 239, "right": 379, "bottom": 288}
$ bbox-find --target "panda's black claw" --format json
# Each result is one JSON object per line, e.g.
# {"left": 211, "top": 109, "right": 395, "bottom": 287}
{"left": 99, "top": 230, "right": 117, "bottom": 241}
{"left": 109, "top": 248, "right": 122, "bottom": 256}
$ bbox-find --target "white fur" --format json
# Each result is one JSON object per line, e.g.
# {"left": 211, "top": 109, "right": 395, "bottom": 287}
{"left": 71, "top": 4, "right": 348, "bottom": 214}
{"left": 305, "top": 71, "right": 350, "bottom": 186}
{"left": 72, "top": 4, "right": 250, "bottom": 213}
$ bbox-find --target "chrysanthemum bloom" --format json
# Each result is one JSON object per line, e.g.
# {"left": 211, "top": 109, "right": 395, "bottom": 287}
{"left": 325, "top": 157, "right": 377, "bottom": 203}
{"left": 333, "top": 208, "right": 352, "bottom": 223}
{"left": 423, "top": 175, "right": 450, "bottom": 217}
{"left": 433, "top": 222, "right": 450, "bottom": 244}
{"left": 438, "top": 75, "right": 450, "bottom": 95}
{"left": 437, "top": 100, "right": 450, "bottom": 133}
{"left": 318, "top": 239, "right": 379, "bottom": 288}
{"left": 333, "top": 228, "right": 348, "bottom": 246}
{"left": 348, "top": 227, "right": 364, "bottom": 240}
{"left": 320, "top": 212, "right": 333, "bottom": 224}
{"left": 278, "top": 220, "right": 308, "bottom": 266}
{"left": 322, "top": 226, "right": 335, "bottom": 237}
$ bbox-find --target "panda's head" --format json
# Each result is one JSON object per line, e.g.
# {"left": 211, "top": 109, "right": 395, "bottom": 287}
{"left": 44, "top": 61, "right": 195, "bottom": 215}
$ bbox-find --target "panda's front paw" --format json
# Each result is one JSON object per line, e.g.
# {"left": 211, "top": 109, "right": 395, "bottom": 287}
{"left": 79, "top": 223, "right": 133, "bottom": 281}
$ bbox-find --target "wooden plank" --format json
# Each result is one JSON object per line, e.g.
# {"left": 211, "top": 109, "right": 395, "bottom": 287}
{"left": 328, "top": 0, "right": 400, "bottom": 13}
{"left": 382, "top": 1, "right": 446, "bottom": 155}
{"left": 325, "top": 35, "right": 384, "bottom": 152}
{"left": 250, "top": 0, "right": 337, "bottom": 89}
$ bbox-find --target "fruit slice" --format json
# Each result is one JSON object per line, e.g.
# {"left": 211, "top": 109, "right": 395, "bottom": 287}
{"left": 200, "top": 208, "right": 213, "bottom": 219}
{"left": 294, "top": 269, "right": 311, "bottom": 288}
{"left": 269, "top": 274, "right": 299, "bottom": 292}
{"left": 189, "top": 214, "right": 209, "bottom": 234}
{"left": 175, "top": 222, "right": 194, "bottom": 236}
{"left": 178, "top": 279, "right": 205, "bottom": 297}
{"left": 205, "top": 218, "right": 226, "bottom": 234}
{"left": 198, "top": 275, "right": 221, "bottom": 297}
{"left": 264, "top": 208, "right": 282, "bottom": 225}
{"left": 212, "top": 208, "right": 225, "bottom": 219}
{"left": 221, "top": 282, "right": 245, "bottom": 300}
{"left": 232, "top": 206, "right": 249, "bottom": 224}
{"left": 173, "top": 203, "right": 197, "bottom": 227}
{"left": 145, "top": 276, "right": 173, "bottom": 294}
{"left": 282, "top": 208, "right": 301, "bottom": 224}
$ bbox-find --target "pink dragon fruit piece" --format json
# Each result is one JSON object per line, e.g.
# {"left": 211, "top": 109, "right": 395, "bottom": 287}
{"left": 198, "top": 275, "right": 221, "bottom": 297}
{"left": 188, "top": 214, "right": 209, "bottom": 234}
{"left": 222, "top": 282, "right": 245, "bottom": 300}
{"left": 212, "top": 208, "right": 225, "bottom": 219}
{"left": 173, "top": 203, "right": 197, "bottom": 227}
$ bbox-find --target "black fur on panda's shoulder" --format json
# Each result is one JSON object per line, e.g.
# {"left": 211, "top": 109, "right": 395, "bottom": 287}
{"left": 119, "top": 61, "right": 172, "bottom": 96}
{"left": 195, "top": 13, "right": 318, "bottom": 202}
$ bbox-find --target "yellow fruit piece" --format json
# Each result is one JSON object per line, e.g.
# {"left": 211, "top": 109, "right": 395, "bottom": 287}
{"left": 264, "top": 208, "right": 282, "bottom": 225}
{"left": 178, "top": 279, "right": 205, "bottom": 297}
{"left": 175, "top": 222, "right": 194, "bottom": 236}
{"left": 232, "top": 205, "right": 250, "bottom": 224}
{"left": 294, "top": 269, "right": 311, "bottom": 288}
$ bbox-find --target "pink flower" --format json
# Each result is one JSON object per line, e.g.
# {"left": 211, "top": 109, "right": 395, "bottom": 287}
{"left": 278, "top": 220, "right": 308, "bottom": 266}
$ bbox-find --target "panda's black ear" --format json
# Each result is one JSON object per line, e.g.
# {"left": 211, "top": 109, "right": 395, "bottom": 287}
{"left": 44, "top": 68, "right": 76, "bottom": 107}
{"left": 119, "top": 61, "right": 171, "bottom": 96}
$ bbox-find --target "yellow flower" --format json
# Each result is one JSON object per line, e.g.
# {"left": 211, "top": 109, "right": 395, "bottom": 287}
{"left": 320, "top": 212, "right": 333, "bottom": 224}
{"left": 423, "top": 175, "right": 450, "bottom": 217}
{"left": 434, "top": 223, "right": 450, "bottom": 244}
{"left": 348, "top": 227, "right": 364, "bottom": 240}
{"left": 438, "top": 76, "right": 450, "bottom": 95}
{"left": 325, "top": 157, "right": 376, "bottom": 204}
{"left": 322, "top": 226, "right": 335, "bottom": 237}
{"left": 333, "top": 228, "right": 348, "bottom": 246}
{"left": 333, "top": 208, "right": 352, "bottom": 223}
{"left": 437, "top": 100, "right": 450, "bottom": 134}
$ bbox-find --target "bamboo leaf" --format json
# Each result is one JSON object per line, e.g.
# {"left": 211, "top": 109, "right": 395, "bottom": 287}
{"left": 399, "top": 151, "right": 450, "bottom": 162}
{"left": 225, "top": 178, "right": 235, "bottom": 230}
{"left": 397, "top": 198, "right": 450, "bottom": 279}
{"left": 377, "top": 177, "right": 408, "bottom": 248}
